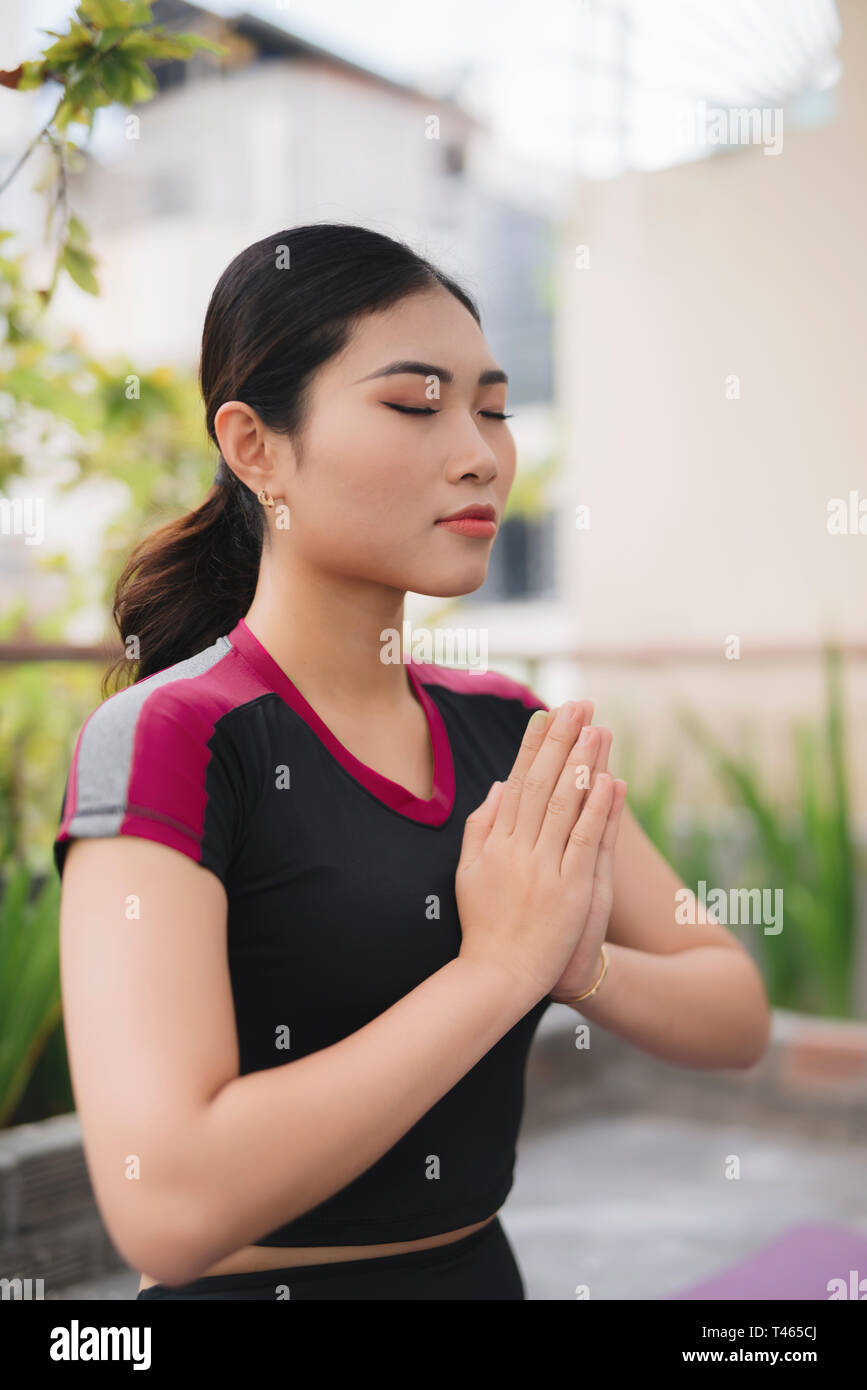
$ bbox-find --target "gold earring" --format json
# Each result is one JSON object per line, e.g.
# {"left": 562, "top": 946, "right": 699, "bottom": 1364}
{"left": 257, "top": 489, "right": 275, "bottom": 508}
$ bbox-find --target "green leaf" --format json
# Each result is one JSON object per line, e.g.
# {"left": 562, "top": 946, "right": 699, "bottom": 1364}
{"left": 67, "top": 72, "right": 101, "bottom": 106}
{"left": 40, "top": 24, "right": 94, "bottom": 65}
{"left": 0, "top": 866, "right": 62, "bottom": 1129}
{"left": 66, "top": 214, "right": 90, "bottom": 250}
{"left": 15, "top": 61, "right": 50, "bottom": 92}
{"left": 78, "top": 0, "right": 151, "bottom": 28}
{"left": 60, "top": 243, "right": 100, "bottom": 295}
{"left": 98, "top": 52, "right": 138, "bottom": 102}
{"left": 144, "top": 32, "right": 227, "bottom": 59}
{"left": 94, "top": 25, "right": 136, "bottom": 50}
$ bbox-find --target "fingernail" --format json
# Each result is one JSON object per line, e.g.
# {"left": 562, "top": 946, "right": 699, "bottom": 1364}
{"left": 528, "top": 709, "right": 548, "bottom": 729}
{"left": 555, "top": 701, "right": 578, "bottom": 726}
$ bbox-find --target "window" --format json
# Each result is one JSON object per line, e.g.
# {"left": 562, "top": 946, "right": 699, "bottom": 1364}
{"left": 474, "top": 512, "right": 556, "bottom": 601}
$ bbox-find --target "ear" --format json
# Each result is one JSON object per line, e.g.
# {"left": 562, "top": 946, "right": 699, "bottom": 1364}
{"left": 214, "top": 400, "right": 279, "bottom": 499}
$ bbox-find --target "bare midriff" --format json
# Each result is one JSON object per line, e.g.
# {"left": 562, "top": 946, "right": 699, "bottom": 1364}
{"left": 137, "top": 1210, "right": 499, "bottom": 1291}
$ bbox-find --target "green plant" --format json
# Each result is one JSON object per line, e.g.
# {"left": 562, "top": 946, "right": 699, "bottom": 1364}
{"left": 0, "top": 0, "right": 224, "bottom": 306}
{"left": 0, "top": 1, "right": 229, "bottom": 637}
{"left": 615, "top": 726, "right": 722, "bottom": 899}
{"left": 503, "top": 451, "right": 559, "bottom": 521}
{"left": 0, "top": 864, "right": 62, "bottom": 1128}
{"left": 678, "top": 643, "right": 857, "bottom": 1018}
{"left": 599, "top": 644, "right": 859, "bottom": 1019}
{"left": 0, "top": 661, "right": 107, "bottom": 869}
{"left": 0, "top": 2, "right": 232, "bottom": 1132}
{"left": 6, "top": 1015, "right": 74, "bottom": 1126}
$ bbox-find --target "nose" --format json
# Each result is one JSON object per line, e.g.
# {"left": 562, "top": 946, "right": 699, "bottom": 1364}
{"left": 444, "top": 428, "right": 500, "bottom": 485}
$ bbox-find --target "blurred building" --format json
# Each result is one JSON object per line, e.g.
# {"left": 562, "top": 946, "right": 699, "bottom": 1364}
{"left": 547, "top": 0, "right": 866, "bottom": 817}
{"left": 47, "top": 0, "right": 560, "bottom": 630}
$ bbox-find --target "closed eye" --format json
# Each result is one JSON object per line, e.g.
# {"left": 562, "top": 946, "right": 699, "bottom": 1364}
{"left": 383, "top": 403, "right": 513, "bottom": 419}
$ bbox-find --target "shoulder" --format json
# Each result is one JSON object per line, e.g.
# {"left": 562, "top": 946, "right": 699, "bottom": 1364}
{"left": 409, "top": 659, "right": 548, "bottom": 713}
{"left": 73, "top": 633, "right": 267, "bottom": 762}
{"left": 55, "top": 634, "right": 265, "bottom": 875}
{"left": 72, "top": 642, "right": 229, "bottom": 772}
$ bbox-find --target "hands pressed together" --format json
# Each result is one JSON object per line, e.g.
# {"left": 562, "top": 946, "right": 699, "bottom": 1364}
{"left": 455, "top": 700, "right": 627, "bottom": 1006}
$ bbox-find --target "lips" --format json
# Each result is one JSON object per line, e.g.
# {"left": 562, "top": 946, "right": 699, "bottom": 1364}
{"left": 435, "top": 504, "right": 497, "bottom": 538}
{"left": 436, "top": 504, "right": 496, "bottom": 523}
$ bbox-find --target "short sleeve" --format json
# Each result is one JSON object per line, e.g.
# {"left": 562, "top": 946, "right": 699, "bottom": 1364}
{"left": 53, "top": 682, "right": 240, "bottom": 889}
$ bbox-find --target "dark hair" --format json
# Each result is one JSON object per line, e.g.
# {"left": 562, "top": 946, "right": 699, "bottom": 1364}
{"left": 104, "top": 223, "right": 481, "bottom": 694}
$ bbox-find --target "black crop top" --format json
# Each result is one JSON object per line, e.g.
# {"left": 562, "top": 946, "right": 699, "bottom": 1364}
{"left": 54, "top": 618, "right": 552, "bottom": 1245}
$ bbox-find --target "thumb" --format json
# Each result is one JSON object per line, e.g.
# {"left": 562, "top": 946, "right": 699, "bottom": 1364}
{"left": 459, "top": 780, "right": 504, "bottom": 867}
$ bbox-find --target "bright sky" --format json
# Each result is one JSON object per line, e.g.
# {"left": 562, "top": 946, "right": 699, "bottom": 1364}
{"left": 9, "top": 0, "right": 844, "bottom": 177}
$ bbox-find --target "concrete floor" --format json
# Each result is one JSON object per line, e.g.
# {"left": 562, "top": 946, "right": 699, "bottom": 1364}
{"left": 505, "top": 1110, "right": 867, "bottom": 1300}
{"left": 53, "top": 1269, "right": 140, "bottom": 1300}
{"left": 51, "top": 1108, "right": 867, "bottom": 1301}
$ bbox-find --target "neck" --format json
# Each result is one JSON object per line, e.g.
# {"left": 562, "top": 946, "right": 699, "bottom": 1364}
{"left": 242, "top": 554, "right": 414, "bottom": 714}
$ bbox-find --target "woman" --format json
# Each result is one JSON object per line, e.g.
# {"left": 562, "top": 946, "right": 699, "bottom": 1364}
{"left": 54, "top": 224, "right": 771, "bottom": 1301}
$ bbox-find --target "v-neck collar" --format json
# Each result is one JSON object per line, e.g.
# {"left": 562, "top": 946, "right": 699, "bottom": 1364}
{"left": 226, "top": 619, "right": 455, "bottom": 826}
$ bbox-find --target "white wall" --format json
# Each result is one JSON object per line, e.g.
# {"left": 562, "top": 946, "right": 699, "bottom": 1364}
{"left": 552, "top": 0, "right": 867, "bottom": 812}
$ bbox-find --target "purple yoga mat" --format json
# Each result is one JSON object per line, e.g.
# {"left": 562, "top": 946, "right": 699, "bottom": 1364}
{"left": 667, "top": 1222, "right": 867, "bottom": 1300}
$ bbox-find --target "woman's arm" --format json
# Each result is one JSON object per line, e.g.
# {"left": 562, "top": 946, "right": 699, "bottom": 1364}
{"left": 60, "top": 834, "right": 540, "bottom": 1288}
{"left": 561, "top": 804, "right": 772, "bottom": 1069}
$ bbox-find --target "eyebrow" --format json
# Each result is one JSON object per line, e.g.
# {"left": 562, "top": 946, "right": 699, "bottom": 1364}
{"left": 355, "top": 359, "right": 508, "bottom": 387}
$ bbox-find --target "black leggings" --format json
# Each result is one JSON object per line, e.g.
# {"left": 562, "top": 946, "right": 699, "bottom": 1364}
{"left": 135, "top": 1215, "right": 524, "bottom": 1301}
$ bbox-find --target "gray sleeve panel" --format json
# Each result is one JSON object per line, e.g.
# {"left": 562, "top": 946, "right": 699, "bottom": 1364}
{"left": 60, "top": 635, "right": 232, "bottom": 843}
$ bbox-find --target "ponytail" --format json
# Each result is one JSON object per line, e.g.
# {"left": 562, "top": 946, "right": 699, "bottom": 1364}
{"left": 104, "top": 222, "right": 481, "bottom": 695}
{"left": 103, "top": 459, "right": 262, "bottom": 694}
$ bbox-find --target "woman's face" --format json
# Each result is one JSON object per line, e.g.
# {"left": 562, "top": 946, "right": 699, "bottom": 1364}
{"left": 265, "top": 285, "right": 517, "bottom": 598}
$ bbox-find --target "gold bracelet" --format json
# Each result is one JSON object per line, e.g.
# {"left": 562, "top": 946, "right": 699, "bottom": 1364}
{"left": 558, "top": 943, "right": 609, "bottom": 1004}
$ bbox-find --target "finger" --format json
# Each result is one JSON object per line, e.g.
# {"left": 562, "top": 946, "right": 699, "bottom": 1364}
{"left": 510, "top": 701, "right": 595, "bottom": 846}
{"left": 591, "top": 727, "right": 612, "bottom": 779}
{"left": 575, "top": 723, "right": 609, "bottom": 799}
{"left": 580, "top": 723, "right": 612, "bottom": 813}
{"left": 589, "top": 777, "right": 627, "bottom": 888}
{"left": 492, "top": 707, "right": 556, "bottom": 839}
{"left": 535, "top": 723, "right": 611, "bottom": 861}
{"left": 494, "top": 700, "right": 592, "bottom": 839}
{"left": 459, "top": 779, "right": 505, "bottom": 868}
{"left": 560, "top": 771, "right": 615, "bottom": 880}
{"left": 578, "top": 723, "right": 611, "bottom": 808}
